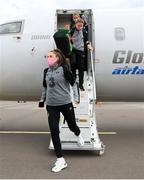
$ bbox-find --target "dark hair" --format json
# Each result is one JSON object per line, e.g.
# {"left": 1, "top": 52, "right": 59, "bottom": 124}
{"left": 50, "top": 49, "right": 70, "bottom": 69}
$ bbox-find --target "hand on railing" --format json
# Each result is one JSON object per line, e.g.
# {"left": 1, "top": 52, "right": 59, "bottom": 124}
{"left": 86, "top": 41, "right": 93, "bottom": 51}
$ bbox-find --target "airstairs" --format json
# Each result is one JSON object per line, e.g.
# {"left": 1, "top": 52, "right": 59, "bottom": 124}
{"left": 49, "top": 50, "right": 105, "bottom": 155}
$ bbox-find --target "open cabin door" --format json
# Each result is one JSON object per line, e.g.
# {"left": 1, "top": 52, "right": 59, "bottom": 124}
{"left": 55, "top": 9, "right": 94, "bottom": 70}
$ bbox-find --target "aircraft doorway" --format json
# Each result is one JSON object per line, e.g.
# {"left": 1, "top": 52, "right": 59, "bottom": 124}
{"left": 55, "top": 9, "right": 94, "bottom": 72}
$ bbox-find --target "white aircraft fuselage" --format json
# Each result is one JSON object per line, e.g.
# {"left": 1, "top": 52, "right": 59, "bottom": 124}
{"left": 0, "top": 8, "right": 144, "bottom": 101}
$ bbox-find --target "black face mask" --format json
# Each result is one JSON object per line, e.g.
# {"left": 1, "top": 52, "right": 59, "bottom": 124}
{"left": 49, "top": 77, "right": 55, "bottom": 88}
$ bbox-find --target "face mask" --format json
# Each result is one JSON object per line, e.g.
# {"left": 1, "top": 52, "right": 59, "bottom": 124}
{"left": 47, "top": 58, "right": 57, "bottom": 67}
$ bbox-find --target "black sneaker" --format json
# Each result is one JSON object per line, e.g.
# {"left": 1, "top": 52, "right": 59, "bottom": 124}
{"left": 79, "top": 85, "right": 85, "bottom": 91}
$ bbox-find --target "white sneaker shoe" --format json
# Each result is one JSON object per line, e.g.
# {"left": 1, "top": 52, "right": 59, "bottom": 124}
{"left": 52, "top": 157, "right": 67, "bottom": 173}
{"left": 77, "top": 134, "right": 85, "bottom": 146}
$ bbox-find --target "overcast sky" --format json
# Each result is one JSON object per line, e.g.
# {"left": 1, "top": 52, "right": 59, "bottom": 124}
{"left": 0, "top": 0, "right": 144, "bottom": 23}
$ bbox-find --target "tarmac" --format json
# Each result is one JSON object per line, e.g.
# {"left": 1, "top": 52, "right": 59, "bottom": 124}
{"left": 0, "top": 100, "right": 144, "bottom": 179}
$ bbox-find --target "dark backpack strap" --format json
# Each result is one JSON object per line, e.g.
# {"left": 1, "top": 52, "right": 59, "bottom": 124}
{"left": 43, "top": 68, "right": 49, "bottom": 88}
{"left": 83, "top": 28, "right": 88, "bottom": 43}
{"left": 43, "top": 66, "right": 75, "bottom": 87}
{"left": 62, "top": 65, "right": 75, "bottom": 86}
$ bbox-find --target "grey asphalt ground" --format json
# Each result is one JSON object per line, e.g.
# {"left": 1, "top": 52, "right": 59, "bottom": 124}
{"left": 0, "top": 101, "right": 144, "bottom": 179}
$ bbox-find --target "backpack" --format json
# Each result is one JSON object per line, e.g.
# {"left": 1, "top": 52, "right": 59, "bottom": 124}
{"left": 53, "top": 29, "right": 73, "bottom": 57}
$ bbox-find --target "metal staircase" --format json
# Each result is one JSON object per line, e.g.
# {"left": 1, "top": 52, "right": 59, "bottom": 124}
{"left": 49, "top": 49, "right": 105, "bottom": 155}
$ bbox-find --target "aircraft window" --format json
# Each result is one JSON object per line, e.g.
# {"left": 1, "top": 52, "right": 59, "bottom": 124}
{"left": 0, "top": 22, "right": 22, "bottom": 34}
{"left": 115, "top": 27, "right": 125, "bottom": 41}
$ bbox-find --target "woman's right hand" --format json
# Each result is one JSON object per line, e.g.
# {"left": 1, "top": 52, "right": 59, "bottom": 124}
{"left": 38, "top": 100, "right": 44, "bottom": 108}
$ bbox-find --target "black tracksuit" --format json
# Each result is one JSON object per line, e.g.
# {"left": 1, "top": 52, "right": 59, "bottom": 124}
{"left": 41, "top": 65, "right": 80, "bottom": 158}
{"left": 70, "top": 28, "right": 88, "bottom": 87}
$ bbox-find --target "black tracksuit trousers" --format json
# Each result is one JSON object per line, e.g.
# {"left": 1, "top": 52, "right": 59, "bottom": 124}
{"left": 70, "top": 49, "right": 85, "bottom": 87}
{"left": 46, "top": 103, "right": 80, "bottom": 158}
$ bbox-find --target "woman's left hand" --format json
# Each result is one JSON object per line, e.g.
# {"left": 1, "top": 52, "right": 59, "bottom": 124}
{"left": 87, "top": 44, "right": 93, "bottom": 51}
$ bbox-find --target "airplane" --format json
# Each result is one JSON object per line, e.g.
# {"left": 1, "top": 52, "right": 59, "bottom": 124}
{"left": 0, "top": 8, "right": 144, "bottom": 102}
